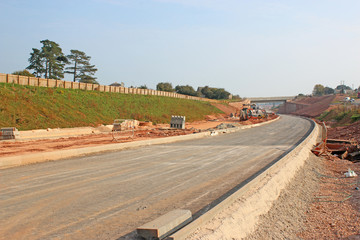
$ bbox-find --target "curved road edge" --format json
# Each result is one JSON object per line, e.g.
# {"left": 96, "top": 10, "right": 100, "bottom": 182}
{"left": 0, "top": 117, "right": 280, "bottom": 170}
{"left": 168, "top": 118, "right": 319, "bottom": 240}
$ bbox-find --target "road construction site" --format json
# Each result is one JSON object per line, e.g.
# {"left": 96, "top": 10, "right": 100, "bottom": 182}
{"left": 0, "top": 114, "right": 314, "bottom": 240}
{"left": 1, "top": 93, "right": 359, "bottom": 240}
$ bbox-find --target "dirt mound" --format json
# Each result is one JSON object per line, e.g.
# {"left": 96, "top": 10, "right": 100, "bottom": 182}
{"left": 212, "top": 103, "right": 238, "bottom": 116}
{"left": 327, "top": 121, "right": 360, "bottom": 142}
{"left": 293, "top": 96, "right": 321, "bottom": 105}
{"left": 291, "top": 95, "right": 336, "bottom": 117}
{"left": 204, "top": 115, "right": 219, "bottom": 120}
{"left": 229, "top": 100, "right": 250, "bottom": 110}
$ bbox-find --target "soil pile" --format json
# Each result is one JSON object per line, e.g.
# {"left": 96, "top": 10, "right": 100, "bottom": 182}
{"left": 327, "top": 121, "right": 360, "bottom": 142}
{"left": 211, "top": 103, "right": 238, "bottom": 116}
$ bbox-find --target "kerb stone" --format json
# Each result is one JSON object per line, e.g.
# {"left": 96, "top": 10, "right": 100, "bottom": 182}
{"left": 136, "top": 209, "right": 192, "bottom": 239}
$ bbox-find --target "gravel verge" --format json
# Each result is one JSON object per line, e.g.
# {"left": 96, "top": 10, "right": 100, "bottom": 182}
{"left": 244, "top": 155, "right": 360, "bottom": 240}
{"left": 244, "top": 154, "right": 321, "bottom": 240}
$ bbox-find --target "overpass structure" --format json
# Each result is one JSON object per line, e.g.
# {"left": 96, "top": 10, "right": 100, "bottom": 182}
{"left": 247, "top": 96, "right": 296, "bottom": 103}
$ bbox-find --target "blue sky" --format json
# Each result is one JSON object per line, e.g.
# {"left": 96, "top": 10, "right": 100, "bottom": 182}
{"left": 1, "top": 0, "right": 359, "bottom": 97}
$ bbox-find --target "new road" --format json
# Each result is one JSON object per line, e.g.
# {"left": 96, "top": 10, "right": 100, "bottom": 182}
{"left": 0, "top": 115, "right": 312, "bottom": 240}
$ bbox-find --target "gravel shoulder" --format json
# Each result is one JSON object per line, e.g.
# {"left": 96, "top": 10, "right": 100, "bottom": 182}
{"left": 245, "top": 154, "right": 321, "bottom": 240}
{"left": 298, "top": 158, "right": 360, "bottom": 239}
{"left": 245, "top": 155, "right": 360, "bottom": 240}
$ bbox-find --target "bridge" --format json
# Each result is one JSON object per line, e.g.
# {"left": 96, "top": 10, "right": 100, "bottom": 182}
{"left": 247, "top": 96, "right": 296, "bottom": 103}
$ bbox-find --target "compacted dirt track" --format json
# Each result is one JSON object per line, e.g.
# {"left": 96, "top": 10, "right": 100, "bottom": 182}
{"left": 0, "top": 115, "right": 311, "bottom": 240}
{"left": 0, "top": 118, "right": 252, "bottom": 158}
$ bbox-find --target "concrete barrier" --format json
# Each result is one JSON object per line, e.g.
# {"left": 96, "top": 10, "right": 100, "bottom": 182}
{"left": 137, "top": 209, "right": 192, "bottom": 239}
{"left": 167, "top": 119, "right": 318, "bottom": 240}
{"left": 0, "top": 117, "right": 280, "bottom": 169}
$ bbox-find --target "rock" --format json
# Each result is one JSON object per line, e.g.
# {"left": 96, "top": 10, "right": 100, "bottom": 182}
{"left": 215, "top": 123, "right": 236, "bottom": 129}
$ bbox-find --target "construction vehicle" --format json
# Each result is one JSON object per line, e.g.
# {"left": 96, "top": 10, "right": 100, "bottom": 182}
{"left": 239, "top": 104, "right": 268, "bottom": 121}
{"left": 239, "top": 108, "right": 250, "bottom": 121}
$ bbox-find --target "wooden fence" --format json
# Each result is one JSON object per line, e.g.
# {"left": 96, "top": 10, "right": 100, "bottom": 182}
{"left": 0, "top": 73, "right": 218, "bottom": 102}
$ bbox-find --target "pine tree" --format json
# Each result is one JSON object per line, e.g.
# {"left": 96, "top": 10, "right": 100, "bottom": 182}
{"left": 26, "top": 40, "right": 67, "bottom": 79}
{"left": 65, "top": 50, "right": 98, "bottom": 84}
{"left": 26, "top": 48, "right": 44, "bottom": 77}
{"left": 40, "top": 40, "right": 67, "bottom": 79}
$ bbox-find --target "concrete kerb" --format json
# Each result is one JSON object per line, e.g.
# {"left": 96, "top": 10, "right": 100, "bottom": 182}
{"left": 0, "top": 117, "right": 280, "bottom": 170}
{"left": 168, "top": 119, "right": 319, "bottom": 240}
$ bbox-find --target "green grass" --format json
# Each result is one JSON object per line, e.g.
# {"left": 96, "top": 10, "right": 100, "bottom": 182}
{"left": 0, "top": 83, "right": 223, "bottom": 130}
{"left": 318, "top": 111, "right": 331, "bottom": 121}
{"left": 351, "top": 113, "right": 360, "bottom": 122}
{"left": 317, "top": 105, "right": 360, "bottom": 126}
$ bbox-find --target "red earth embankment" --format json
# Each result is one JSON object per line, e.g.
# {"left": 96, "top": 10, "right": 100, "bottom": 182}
{"left": 279, "top": 95, "right": 336, "bottom": 117}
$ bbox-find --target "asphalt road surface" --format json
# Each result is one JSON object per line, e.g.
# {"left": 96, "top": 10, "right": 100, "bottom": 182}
{"left": 0, "top": 115, "right": 312, "bottom": 240}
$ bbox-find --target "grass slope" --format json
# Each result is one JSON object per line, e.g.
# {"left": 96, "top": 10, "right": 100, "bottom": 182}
{"left": 0, "top": 83, "right": 223, "bottom": 130}
{"left": 318, "top": 104, "right": 360, "bottom": 126}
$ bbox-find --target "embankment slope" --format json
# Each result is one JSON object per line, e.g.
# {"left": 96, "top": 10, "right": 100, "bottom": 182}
{"left": 0, "top": 83, "right": 223, "bottom": 130}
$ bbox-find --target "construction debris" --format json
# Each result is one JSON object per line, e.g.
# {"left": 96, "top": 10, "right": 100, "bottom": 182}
{"left": 312, "top": 123, "right": 360, "bottom": 163}
{"left": 215, "top": 123, "right": 237, "bottom": 129}
{"left": 344, "top": 169, "right": 358, "bottom": 178}
{"left": 112, "top": 119, "right": 138, "bottom": 141}
{"left": 327, "top": 120, "right": 360, "bottom": 143}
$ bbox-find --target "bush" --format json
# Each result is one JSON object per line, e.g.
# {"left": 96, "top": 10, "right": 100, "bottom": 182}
{"left": 351, "top": 114, "right": 360, "bottom": 122}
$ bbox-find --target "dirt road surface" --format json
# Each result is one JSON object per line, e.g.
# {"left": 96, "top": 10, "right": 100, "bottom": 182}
{"left": 0, "top": 115, "right": 311, "bottom": 240}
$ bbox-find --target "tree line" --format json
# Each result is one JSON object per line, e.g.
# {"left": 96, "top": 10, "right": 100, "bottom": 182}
{"left": 312, "top": 84, "right": 356, "bottom": 96}
{"left": 23, "top": 39, "right": 98, "bottom": 84}
{"left": 155, "top": 82, "right": 235, "bottom": 100}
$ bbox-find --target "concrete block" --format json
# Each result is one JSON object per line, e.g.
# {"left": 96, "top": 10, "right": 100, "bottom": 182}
{"left": 1, "top": 127, "right": 19, "bottom": 140}
{"left": 137, "top": 209, "right": 192, "bottom": 240}
{"left": 170, "top": 116, "right": 186, "bottom": 129}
